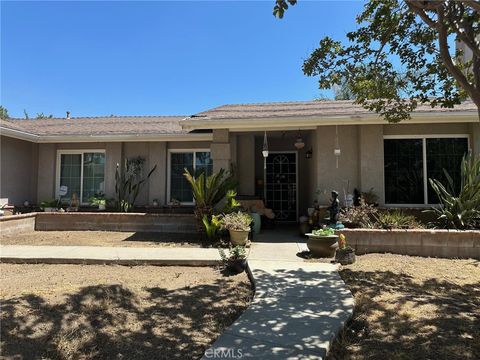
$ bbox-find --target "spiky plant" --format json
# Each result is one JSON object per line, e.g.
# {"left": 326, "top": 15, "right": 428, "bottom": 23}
{"left": 427, "top": 153, "right": 480, "bottom": 230}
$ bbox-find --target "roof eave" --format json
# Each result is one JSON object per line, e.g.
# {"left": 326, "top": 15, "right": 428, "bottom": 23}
{"left": 0, "top": 128, "right": 213, "bottom": 143}
{"left": 181, "top": 112, "right": 479, "bottom": 131}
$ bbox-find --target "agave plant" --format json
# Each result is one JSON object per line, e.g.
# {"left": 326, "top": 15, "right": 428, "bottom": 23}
{"left": 427, "top": 153, "right": 480, "bottom": 230}
{"left": 184, "top": 168, "right": 237, "bottom": 230}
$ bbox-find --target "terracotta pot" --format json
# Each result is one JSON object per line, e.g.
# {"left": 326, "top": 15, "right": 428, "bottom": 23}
{"left": 306, "top": 234, "right": 338, "bottom": 257}
{"left": 229, "top": 229, "right": 250, "bottom": 245}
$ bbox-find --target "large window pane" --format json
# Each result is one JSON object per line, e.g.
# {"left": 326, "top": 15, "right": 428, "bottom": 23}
{"left": 384, "top": 139, "right": 424, "bottom": 204}
{"left": 59, "top": 154, "right": 82, "bottom": 201}
{"left": 195, "top": 152, "right": 213, "bottom": 177}
{"left": 426, "top": 138, "right": 468, "bottom": 203}
{"left": 170, "top": 153, "right": 194, "bottom": 202}
{"left": 82, "top": 152, "right": 105, "bottom": 201}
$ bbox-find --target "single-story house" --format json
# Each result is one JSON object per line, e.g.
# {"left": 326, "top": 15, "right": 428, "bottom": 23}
{"left": 1, "top": 100, "right": 479, "bottom": 221}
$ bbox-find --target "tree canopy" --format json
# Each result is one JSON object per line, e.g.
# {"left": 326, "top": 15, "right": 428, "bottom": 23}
{"left": 0, "top": 106, "right": 8, "bottom": 120}
{"left": 274, "top": 0, "right": 480, "bottom": 122}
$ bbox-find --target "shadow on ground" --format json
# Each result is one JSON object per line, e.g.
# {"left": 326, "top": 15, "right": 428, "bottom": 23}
{"left": 1, "top": 278, "right": 252, "bottom": 360}
{"left": 328, "top": 263, "right": 480, "bottom": 360}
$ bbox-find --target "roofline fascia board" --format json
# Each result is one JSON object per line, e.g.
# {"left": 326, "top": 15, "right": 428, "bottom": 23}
{"left": 181, "top": 112, "right": 479, "bottom": 130}
{"left": 0, "top": 128, "right": 213, "bottom": 143}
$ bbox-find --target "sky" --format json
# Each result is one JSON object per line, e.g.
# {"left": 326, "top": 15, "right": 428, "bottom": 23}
{"left": 1, "top": 1, "right": 364, "bottom": 118}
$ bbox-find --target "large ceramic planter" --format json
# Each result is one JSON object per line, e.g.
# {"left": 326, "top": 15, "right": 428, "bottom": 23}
{"left": 250, "top": 213, "right": 261, "bottom": 235}
{"left": 306, "top": 234, "right": 338, "bottom": 257}
{"left": 229, "top": 229, "right": 250, "bottom": 246}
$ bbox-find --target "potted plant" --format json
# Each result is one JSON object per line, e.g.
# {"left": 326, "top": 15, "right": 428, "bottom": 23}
{"left": 222, "top": 211, "right": 253, "bottom": 245}
{"left": 335, "top": 234, "right": 356, "bottom": 265}
{"left": 89, "top": 195, "right": 106, "bottom": 210}
{"left": 305, "top": 227, "right": 338, "bottom": 257}
{"left": 219, "top": 245, "right": 247, "bottom": 274}
{"left": 40, "top": 199, "right": 60, "bottom": 212}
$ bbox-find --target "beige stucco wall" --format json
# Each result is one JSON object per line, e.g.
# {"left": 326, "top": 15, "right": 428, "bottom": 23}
{"left": 359, "top": 125, "right": 384, "bottom": 205}
{"left": 313, "top": 125, "right": 360, "bottom": 206}
{"left": 470, "top": 122, "right": 480, "bottom": 156}
{"left": 236, "top": 134, "right": 255, "bottom": 196}
{"left": 0, "top": 136, "right": 38, "bottom": 205}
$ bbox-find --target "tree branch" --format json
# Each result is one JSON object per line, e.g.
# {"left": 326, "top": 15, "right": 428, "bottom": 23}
{"left": 405, "top": 1, "right": 438, "bottom": 29}
{"left": 458, "top": 0, "right": 480, "bottom": 15}
{"left": 437, "top": 7, "right": 480, "bottom": 107}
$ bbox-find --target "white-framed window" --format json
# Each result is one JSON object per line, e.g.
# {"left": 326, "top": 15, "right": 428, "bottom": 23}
{"left": 55, "top": 150, "right": 106, "bottom": 204}
{"left": 383, "top": 135, "right": 470, "bottom": 206}
{"left": 167, "top": 149, "right": 212, "bottom": 204}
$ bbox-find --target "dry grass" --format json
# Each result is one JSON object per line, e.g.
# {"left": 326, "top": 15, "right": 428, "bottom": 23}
{"left": 328, "top": 254, "right": 480, "bottom": 360}
{"left": 0, "top": 230, "right": 202, "bottom": 247}
{"left": 0, "top": 264, "right": 252, "bottom": 360}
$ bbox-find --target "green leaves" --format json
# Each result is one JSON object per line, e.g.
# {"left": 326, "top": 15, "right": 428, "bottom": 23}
{"left": 426, "top": 153, "right": 480, "bottom": 229}
{"left": 278, "top": 0, "right": 480, "bottom": 122}
{"left": 184, "top": 168, "right": 238, "bottom": 240}
{"left": 273, "top": 0, "right": 296, "bottom": 19}
{"left": 114, "top": 159, "right": 157, "bottom": 212}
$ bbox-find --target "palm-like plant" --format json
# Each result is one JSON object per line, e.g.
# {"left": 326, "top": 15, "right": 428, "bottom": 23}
{"left": 184, "top": 168, "right": 237, "bottom": 229}
{"left": 427, "top": 153, "right": 480, "bottom": 230}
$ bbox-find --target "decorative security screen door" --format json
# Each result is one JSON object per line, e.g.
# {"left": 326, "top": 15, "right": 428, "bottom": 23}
{"left": 265, "top": 152, "right": 297, "bottom": 221}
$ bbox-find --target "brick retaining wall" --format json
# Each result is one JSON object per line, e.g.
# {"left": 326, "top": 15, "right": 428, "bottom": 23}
{"left": 35, "top": 212, "right": 197, "bottom": 233}
{"left": 338, "top": 228, "right": 480, "bottom": 259}
{"left": 0, "top": 213, "right": 36, "bottom": 236}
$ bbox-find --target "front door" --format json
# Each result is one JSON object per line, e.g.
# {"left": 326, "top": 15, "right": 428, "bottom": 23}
{"left": 265, "top": 152, "right": 297, "bottom": 221}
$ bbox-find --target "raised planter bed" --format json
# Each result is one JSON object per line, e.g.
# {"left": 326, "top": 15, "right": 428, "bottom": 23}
{"left": 337, "top": 228, "right": 480, "bottom": 259}
{"left": 0, "top": 212, "right": 197, "bottom": 235}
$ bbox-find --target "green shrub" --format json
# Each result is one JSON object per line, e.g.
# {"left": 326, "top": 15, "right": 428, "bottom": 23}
{"left": 202, "top": 214, "right": 223, "bottom": 242}
{"left": 426, "top": 153, "right": 480, "bottom": 230}
{"left": 219, "top": 245, "right": 247, "bottom": 263}
{"left": 222, "top": 211, "right": 252, "bottom": 232}
{"left": 374, "top": 210, "right": 421, "bottom": 230}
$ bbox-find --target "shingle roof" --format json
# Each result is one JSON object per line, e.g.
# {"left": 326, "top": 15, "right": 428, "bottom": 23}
{"left": 1, "top": 116, "right": 188, "bottom": 136}
{"left": 192, "top": 100, "right": 478, "bottom": 120}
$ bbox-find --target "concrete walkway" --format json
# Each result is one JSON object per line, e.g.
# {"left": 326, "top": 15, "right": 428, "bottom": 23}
{"left": 203, "top": 227, "right": 354, "bottom": 359}
{"left": 0, "top": 245, "right": 221, "bottom": 266}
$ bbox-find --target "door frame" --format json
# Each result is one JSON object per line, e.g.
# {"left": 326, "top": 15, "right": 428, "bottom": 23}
{"left": 263, "top": 151, "right": 299, "bottom": 222}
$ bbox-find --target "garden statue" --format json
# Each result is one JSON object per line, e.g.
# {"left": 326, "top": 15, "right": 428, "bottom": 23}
{"left": 69, "top": 193, "right": 79, "bottom": 212}
{"left": 327, "top": 190, "right": 340, "bottom": 224}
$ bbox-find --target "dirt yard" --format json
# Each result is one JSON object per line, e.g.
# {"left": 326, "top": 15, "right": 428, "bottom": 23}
{"left": 0, "top": 264, "right": 252, "bottom": 360}
{"left": 1, "top": 230, "right": 202, "bottom": 247}
{"left": 328, "top": 254, "right": 480, "bottom": 360}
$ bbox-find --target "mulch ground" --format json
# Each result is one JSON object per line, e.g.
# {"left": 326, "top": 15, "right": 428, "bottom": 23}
{"left": 0, "top": 264, "right": 252, "bottom": 360}
{"left": 1, "top": 230, "right": 203, "bottom": 247}
{"left": 328, "top": 253, "right": 480, "bottom": 360}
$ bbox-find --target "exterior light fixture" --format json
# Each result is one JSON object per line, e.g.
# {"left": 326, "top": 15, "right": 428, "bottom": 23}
{"left": 334, "top": 125, "right": 341, "bottom": 169}
{"left": 262, "top": 131, "right": 269, "bottom": 158}
{"left": 294, "top": 131, "right": 305, "bottom": 149}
